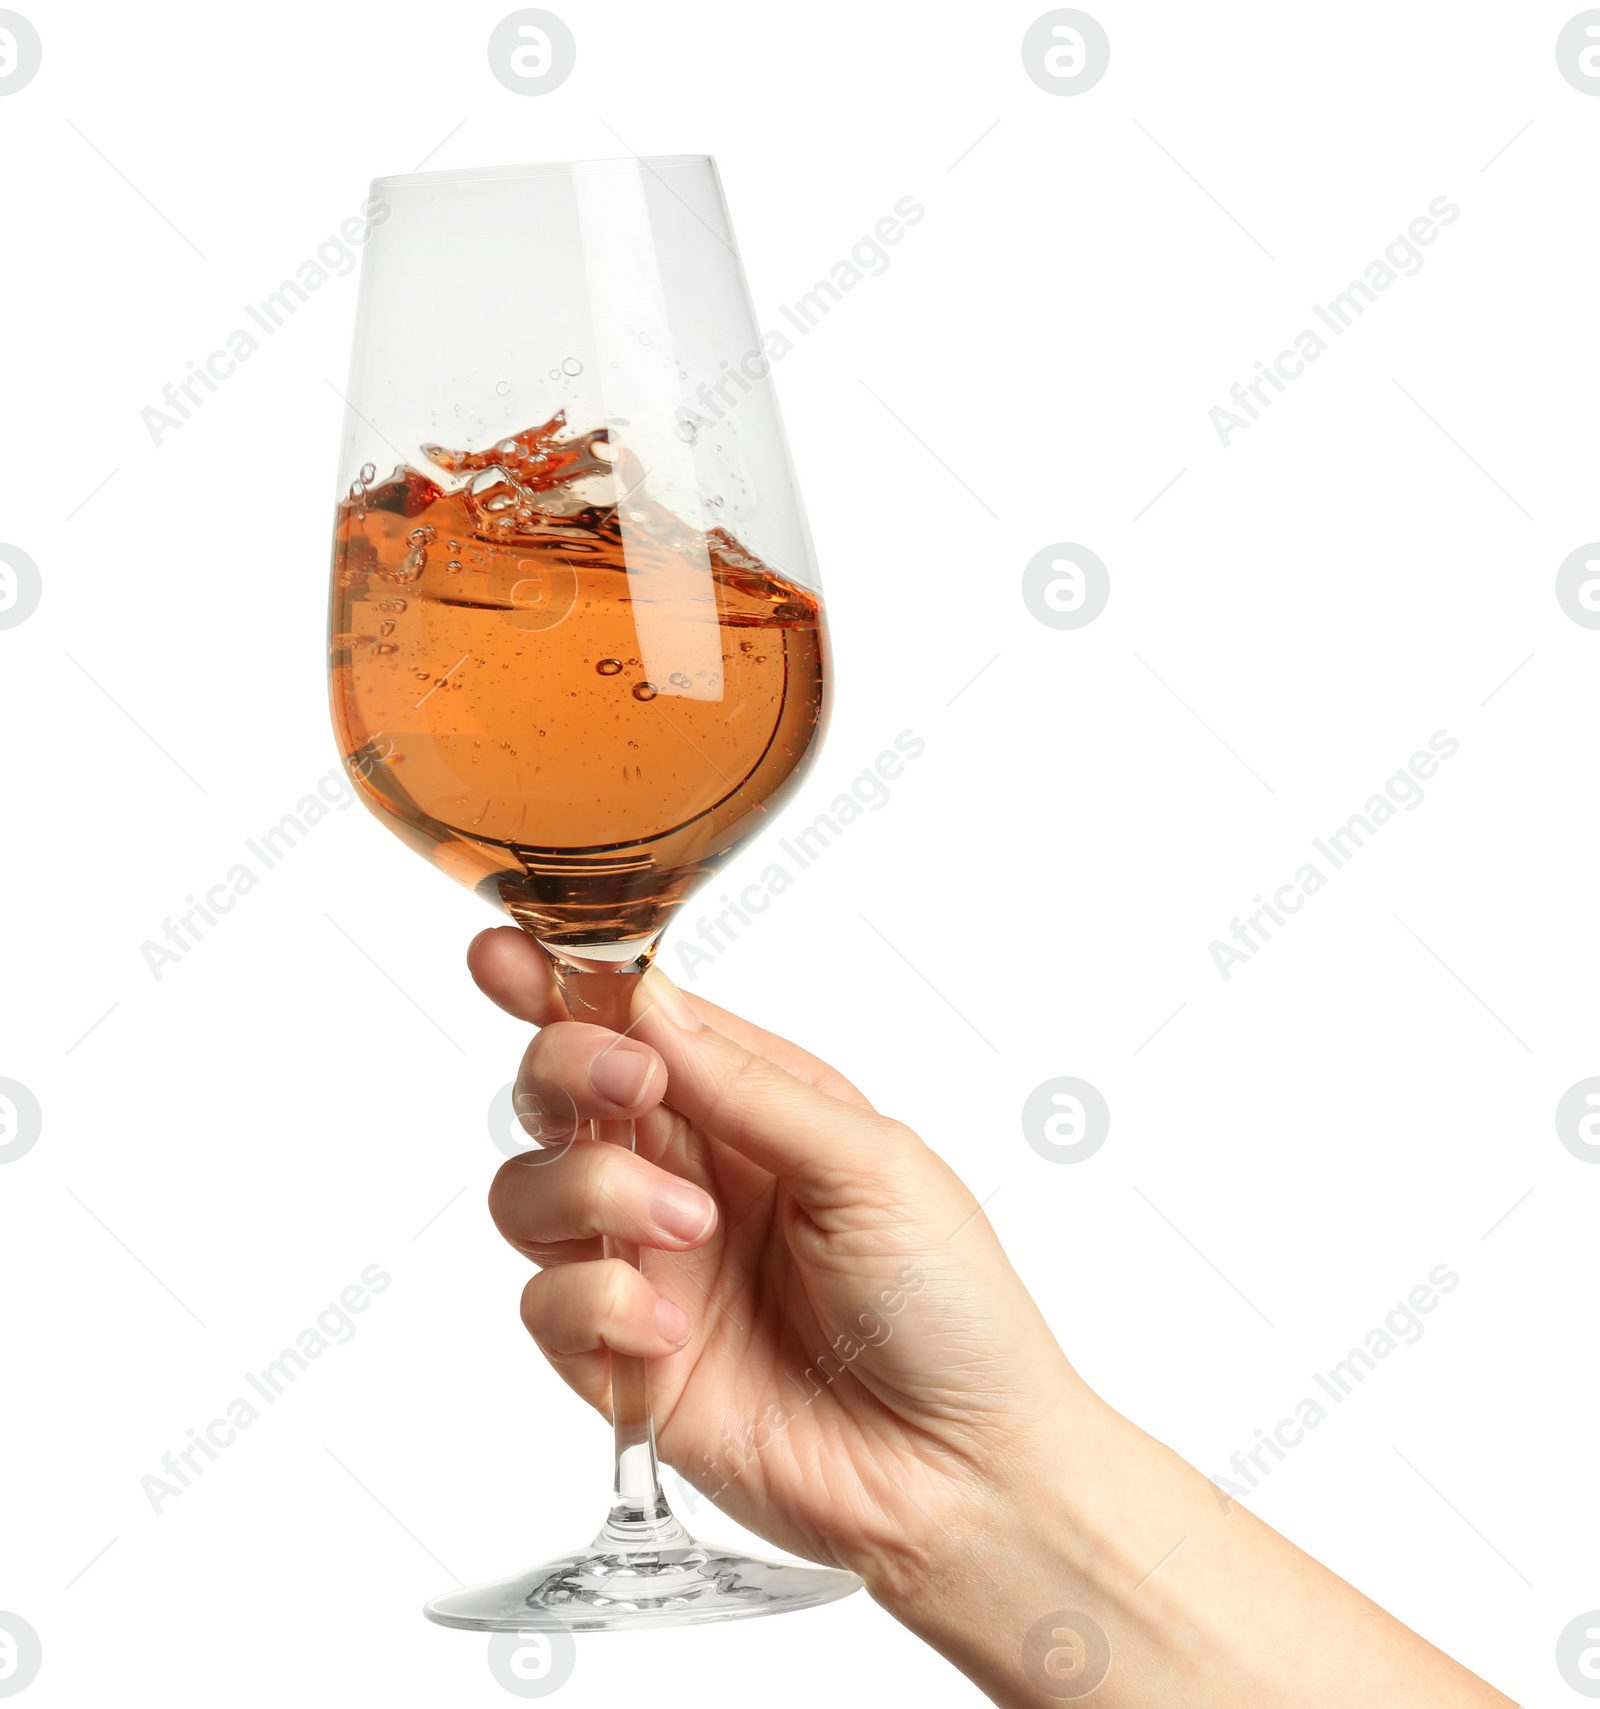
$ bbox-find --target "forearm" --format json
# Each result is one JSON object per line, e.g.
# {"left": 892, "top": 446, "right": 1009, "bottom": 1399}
{"left": 870, "top": 1397, "right": 1514, "bottom": 1709}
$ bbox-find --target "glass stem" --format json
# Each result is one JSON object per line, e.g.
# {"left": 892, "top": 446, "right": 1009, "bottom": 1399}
{"left": 547, "top": 948, "right": 691, "bottom": 1551}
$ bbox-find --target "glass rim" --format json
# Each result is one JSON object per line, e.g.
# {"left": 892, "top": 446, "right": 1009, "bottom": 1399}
{"left": 371, "top": 155, "right": 715, "bottom": 191}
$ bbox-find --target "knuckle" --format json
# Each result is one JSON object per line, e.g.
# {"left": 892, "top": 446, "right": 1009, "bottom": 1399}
{"left": 570, "top": 1144, "right": 628, "bottom": 1226}
{"left": 519, "top": 1020, "right": 582, "bottom": 1081}
{"left": 509, "top": 1077, "right": 583, "bottom": 1151}
{"left": 700, "top": 1048, "right": 781, "bottom": 1145}
{"left": 872, "top": 1118, "right": 931, "bottom": 1192}
{"left": 518, "top": 1268, "right": 552, "bottom": 1329}
{"left": 487, "top": 1156, "right": 527, "bottom": 1227}
{"left": 489, "top": 1144, "right": 595, "bottom": 1250}
{"left": 877, "top": 1117, "right": 926, "bottom": 1156}
{"left": 595, "top": 1257, "right": 638, "bottom": 1325}
{"left": 841, "top": 1117, "right": 928, "bottom": 1205}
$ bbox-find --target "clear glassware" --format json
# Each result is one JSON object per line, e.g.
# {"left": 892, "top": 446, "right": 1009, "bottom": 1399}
{"left": 327, "top": 156, "right": 860, "bottom": 1631}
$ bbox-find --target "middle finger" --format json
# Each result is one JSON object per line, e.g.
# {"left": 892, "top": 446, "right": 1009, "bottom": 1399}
{"left": 489, "top": 1139, "right": 717, "bottom": 1265}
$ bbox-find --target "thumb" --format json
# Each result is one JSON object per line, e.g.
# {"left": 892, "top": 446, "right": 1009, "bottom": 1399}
{"left": 631, "top": 968, "right": 915, "bottom": 1215}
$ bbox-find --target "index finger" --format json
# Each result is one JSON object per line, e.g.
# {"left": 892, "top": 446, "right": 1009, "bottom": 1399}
{"left": 467, "top": 927, "right": 569, "bottom": 1027}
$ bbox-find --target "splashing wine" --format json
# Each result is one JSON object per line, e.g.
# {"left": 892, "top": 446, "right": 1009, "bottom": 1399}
{"left": 330, "top": 413, "right": 828, "bottom": 948}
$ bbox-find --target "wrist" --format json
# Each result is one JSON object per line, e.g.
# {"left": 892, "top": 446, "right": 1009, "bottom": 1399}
{"left": 867, "top": 1394, "right": 1225, "bottom": 1707}
{"left": 866, "top": 1395, "right": 1513, "bottom": 1709}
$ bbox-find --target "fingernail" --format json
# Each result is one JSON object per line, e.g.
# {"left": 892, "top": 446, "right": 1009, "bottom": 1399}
{"left": 588, "top": 1041, "right": 654, "bottom": 1106}
{"left": 642, "top": 968, "right": 702, "bottom": 1031}
{"left": 649, "top": 1180, "right": 715, "bottom": 1243}
{"left": 655, "top": 1297, "right": 692, "bottom": 1345}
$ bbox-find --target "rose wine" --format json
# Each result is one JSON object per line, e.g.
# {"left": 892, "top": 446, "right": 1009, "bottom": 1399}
{"left": 329, "top": 414, "right": 828, "bottom": 948}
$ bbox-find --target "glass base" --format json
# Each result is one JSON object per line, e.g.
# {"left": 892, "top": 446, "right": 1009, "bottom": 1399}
{"left": 424, "top": 1532, "right": 862, "bottom": 1632}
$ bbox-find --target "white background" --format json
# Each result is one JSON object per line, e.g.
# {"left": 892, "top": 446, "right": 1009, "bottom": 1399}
{"left": 2, "top": 2, "right": 1596, "bottom": 1704}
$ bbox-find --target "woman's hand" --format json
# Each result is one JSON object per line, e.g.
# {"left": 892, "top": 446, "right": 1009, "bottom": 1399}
{"left": 468, "top": 926, "right": 1514, "bottom": 1709}
{"left": 468, "top": 925, "right": 1089, "bottom": 1599}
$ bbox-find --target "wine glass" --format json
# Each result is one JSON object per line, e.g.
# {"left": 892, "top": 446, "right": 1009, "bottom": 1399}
{"left": 326, "top": 157, "right": 859, "bottom": 1631}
